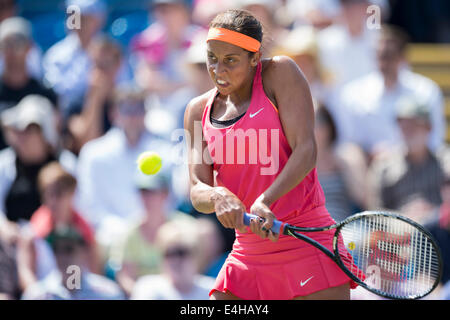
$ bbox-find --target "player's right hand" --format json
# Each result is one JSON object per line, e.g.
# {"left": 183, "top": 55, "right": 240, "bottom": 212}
{"left": 212, "top": 187, "right": 247, "bottom": 233}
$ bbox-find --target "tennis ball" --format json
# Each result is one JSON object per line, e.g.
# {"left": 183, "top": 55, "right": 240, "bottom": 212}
{"left": 137, "top": 151, "right": 162, "bottom": 175}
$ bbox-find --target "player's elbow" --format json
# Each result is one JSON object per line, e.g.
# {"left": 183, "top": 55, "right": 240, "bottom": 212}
{"left": 295, "top": 138, "right": 317, "bottom": 174}
{"left": 307, "top": 139, "right": 318, "bottom": 171}
{"left": 189, "top": 184, "right": 215, "bottom": 214}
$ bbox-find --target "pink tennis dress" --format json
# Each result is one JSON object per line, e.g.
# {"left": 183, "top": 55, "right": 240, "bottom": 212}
{"left": 202, "top": 62, "right": 357, "bottom": 299}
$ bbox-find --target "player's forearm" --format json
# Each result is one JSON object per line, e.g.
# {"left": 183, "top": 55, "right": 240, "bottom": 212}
{"left": 260, "top": 139, "right": 317, "bottom": 207}
{"left": 190, "top": 182, "right": 222, "bottom": 214}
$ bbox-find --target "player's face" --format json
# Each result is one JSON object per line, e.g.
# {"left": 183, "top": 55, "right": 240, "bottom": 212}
{"left": 206, "top": 40, "right": 258, "bottom": 95}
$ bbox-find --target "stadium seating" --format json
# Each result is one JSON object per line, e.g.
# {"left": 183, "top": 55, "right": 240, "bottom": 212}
{"left": 406, "top": 43, "right": 450, "bottom": 143}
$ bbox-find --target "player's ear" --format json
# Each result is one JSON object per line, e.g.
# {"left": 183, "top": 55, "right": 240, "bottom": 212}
{"left": 250, "top": 51, "right": 261, "bottom": 67}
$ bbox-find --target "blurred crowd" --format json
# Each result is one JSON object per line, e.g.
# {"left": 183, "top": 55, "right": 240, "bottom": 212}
{"left": 0, "top": 0, "right": 449, "bottom": 300}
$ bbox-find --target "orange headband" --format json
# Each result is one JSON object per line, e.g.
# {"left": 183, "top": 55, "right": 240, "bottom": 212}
{"left": 207, "top": 27, "right": 261, "bottom": 52}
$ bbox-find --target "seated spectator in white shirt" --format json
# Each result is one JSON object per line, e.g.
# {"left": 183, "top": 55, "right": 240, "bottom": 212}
{"left": 0, "top": 95, "right": 75, "bottom": 224}
{"left": 272, "top": 26, "right": 330, "bottom": 104}
{"left": 334, "top": 25, "right": 446, "bottom": 156}
{"left": 131, "top": 218, "right": 215, "bottom": 300}
{"left": 65, "top": 35, "right": 124, "bottom": 155}
{"left": 43, "top": 0, "right": 132, "bottom": 120}
{"left": 21, "top": 227, "right": 124, "bottom": 300}
{"left": 317, "top": 0, "right": 379, "bottom": 93}
{"left": 0, "top": 17, "right": 58, "bottom": 150}
{"left": 367, "top": 98, "right": 449, "bottom": 225}
{"left": 287, "top": 0, "right": 341, "bottom": 30}
{"left": 75, "top": 88, "right": 174, "bottom": 252}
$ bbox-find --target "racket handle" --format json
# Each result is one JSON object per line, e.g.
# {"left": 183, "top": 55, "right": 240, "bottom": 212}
{"left": 243, "top": 212, "right": 284, "bottom": 234}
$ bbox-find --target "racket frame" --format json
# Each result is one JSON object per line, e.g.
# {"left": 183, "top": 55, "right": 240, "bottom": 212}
{"left": 282, "top": 211, "right": 443, "bottom": 300}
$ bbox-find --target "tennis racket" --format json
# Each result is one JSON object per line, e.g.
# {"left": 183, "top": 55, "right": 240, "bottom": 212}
{"left": 243, "top": 211, "right": 443, "bottom": 300}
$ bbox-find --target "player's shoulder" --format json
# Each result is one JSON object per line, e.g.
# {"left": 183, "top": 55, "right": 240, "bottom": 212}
{"left": 261, "top": 56, "right": 308, "bottom": 95}
{"left": 262, "top": 55, "right": 306, "bottom": 83}
{"left": 184, "top": 89, "right": 215, "bottom": 123}
{"left": 262, "top": 56, "right": 299, "bottom": 75}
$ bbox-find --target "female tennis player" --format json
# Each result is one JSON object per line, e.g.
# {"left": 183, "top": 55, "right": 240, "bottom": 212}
{"left": 184, "top": 9, "right": 357, "bottom": 300}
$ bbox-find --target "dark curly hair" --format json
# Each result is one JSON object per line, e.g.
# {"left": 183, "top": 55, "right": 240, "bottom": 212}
{"left": 209, "top": 9, "right": 263, "bottom": 52}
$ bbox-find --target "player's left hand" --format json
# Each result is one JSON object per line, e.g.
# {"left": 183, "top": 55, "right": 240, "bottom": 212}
{"left": 249, "top": 199, "right": 279, "bottom": 242}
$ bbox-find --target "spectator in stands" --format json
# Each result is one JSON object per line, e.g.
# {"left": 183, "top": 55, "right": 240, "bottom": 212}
{"left": 32, "top": 162, "right": 100, "bottom": 272}
{"left": 75, "top": 88, "right": 173, "bottom": 253}
{"left": 142, "top": 31, "right": 211, "bottom": 212}
{"left": 335, "top": 25, "right": 446, "bottom": 156}
{"left": 130, "top": 0, "right": 200, "bottom": 98}
{"left": 115, "top": 173, "right": 191, "bottom": 297}
{"left": 367, "top": 98, "right": 448, "bottom": 224}
{"left": 144, "top": 30, "right": 211, "bottom": 139}
{"left": 317, "top": 0, "right": 379, "bottom": 92}
{"left": 0, "top": 0, "right": 43, "bottom": 79}
{"left": 314, "top": 104, "right": 367, "bottom": 222}
{"left": 0, "top": 95, "right": 65, "bottom": 223}
{"left": 65, "top": 35, "right": 123, "bottom": 155}
{"left": 425, "top": 173, "right": 450, "bottom": 286}
{"left": 0, "top": 219, "right": 20, "bottom": 299}
{"left": 21, "top": 227, "right": 124, "bottom": 300}
{"left": 14, "top": 162, "right": 101, "bottom": 292}
{"left": 0, "top": 16, "right": 58, "bottom": 150}
{"left": 191, "top": 0, "right": 229, "bottom": 28}
{"left": 272, "top": 26, "right": 329, "bottom": 104}
{"left": 43, "top": 0, "right": 130, "bottom": 119}
{"left": 238, "top": 0, "right": 288, "bottom": 57}
{"left": 131, "top": 218, "right": 215, "bottom": 300}
{"left": 286, "top": 0, "right": 340, "bottom": 30}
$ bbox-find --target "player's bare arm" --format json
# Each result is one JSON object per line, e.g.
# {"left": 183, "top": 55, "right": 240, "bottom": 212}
{"left": 184, "top": 94, "right": 246, "bottom": 233}
{"left": 249, "top": 56, "right": 317, "bottom": 238}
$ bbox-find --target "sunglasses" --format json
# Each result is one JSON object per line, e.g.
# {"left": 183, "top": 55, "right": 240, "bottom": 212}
{"left": 164, "top": 247, "right": 191, "bottom": 259}
{"left": 118, "top": 103, "right": 146, "bottom": 116}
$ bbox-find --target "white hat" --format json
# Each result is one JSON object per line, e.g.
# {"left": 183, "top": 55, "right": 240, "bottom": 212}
{"left": 185, "top": 31, "right": 207, "bottom": 65}
{"left": 1, "top": 95, "right": 58, "bottom": 148}
{"left": 0, "top": 17, "right": 32, "bottom": 42}
{"left": 276, "top": 26, "right": 318, "bottom": 57}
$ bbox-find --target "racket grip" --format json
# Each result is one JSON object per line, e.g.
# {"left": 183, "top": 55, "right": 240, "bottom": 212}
{"left": 243, "top": 212, "right": 284, "bottom": 234}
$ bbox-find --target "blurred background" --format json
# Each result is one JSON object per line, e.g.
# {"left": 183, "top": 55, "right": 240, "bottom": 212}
{"left": 0, "top": 0, "right": 449, "bottom": 300}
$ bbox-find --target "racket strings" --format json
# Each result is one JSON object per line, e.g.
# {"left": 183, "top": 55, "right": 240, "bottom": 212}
{"left": 337, "top": 215, "right": 440, "bottom": 299}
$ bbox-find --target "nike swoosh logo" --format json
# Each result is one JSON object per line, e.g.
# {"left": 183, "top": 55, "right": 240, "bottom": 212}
{"left": 300, "top": 276, "right": 314, "bottom": 287}
{"left": 249, "top": 108, "right": 264, "bottom": 118}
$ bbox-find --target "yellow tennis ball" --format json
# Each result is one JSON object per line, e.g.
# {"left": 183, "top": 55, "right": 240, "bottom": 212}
{"left": 137, "top": 151, "right": 162, "bottom": 175}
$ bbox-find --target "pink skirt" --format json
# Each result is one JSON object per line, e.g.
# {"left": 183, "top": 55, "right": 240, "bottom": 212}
{"left": 210, "top": 206, "right": 358, "bottom": 300}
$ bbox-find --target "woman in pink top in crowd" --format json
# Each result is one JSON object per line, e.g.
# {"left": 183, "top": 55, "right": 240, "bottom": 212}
{"left": 184, "top": 9, "right": 357, "bottom": 300}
